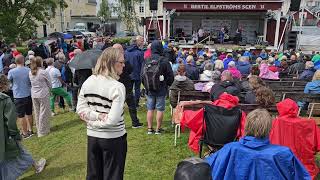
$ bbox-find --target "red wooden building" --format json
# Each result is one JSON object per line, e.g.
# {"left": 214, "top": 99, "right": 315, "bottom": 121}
{"left": 152, "top": 0, "right": 287, "bottom": 48}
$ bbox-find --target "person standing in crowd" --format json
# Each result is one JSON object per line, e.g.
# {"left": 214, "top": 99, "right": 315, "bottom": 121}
{"left": 113, "top": 43, "right": 143, "bottom": 128}
{"left": 29, "top": 57, "right": 52, "bottom": 137}
{"left": 46, "top": 58, "right": 72, "bottom": 116}
{"left": 77, "top": 47, "right": 127, "bottom": 180}
{"left": 125, "top": 36, "right": 144, "bottom": 107}
{"left": 198, "top": 27, "right": 204, "bottom": 43}
{"left": 0, "top": 74, "right": 46, "bottom": 179}
{"left": 142, "top": 40, "right": 174, "bottom": 135}
{"left": 7, "top": 55, "right": 33, "bottom": 139}
{"left": 219, "top": 28, "right": 225, "bottom": 44}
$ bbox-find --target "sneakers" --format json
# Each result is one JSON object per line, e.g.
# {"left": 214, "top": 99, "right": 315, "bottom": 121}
{"left": 28, "top": 130, "right": 35, "bottom": 136}
{"left": 132, "top": 122, "right": 143, "bottom": 129}
{"left": 34, "top": 158, "right": 46, "bottom": 174}
{"left": 51, "top": 112, "right": 56, "bottom": 116}
{"left": 155, "top": 128, "right": 164, "bottom": 135}
{"left": 147, "top": 128, "right": 164, "bottom": 135}
{"left": 22, "top": 133, "right": 32, "bottom": 139}
{"left": 147, "top": 128, "right": 155, "bottom": 135}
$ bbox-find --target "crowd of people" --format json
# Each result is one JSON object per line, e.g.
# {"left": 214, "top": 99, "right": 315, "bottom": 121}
{"left": 1, "top": 34, "right": 320, "bottom": 179}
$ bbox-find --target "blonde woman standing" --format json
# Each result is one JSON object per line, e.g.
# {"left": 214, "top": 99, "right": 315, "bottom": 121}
{"left": 77, "top": 47, "right": 126, "bottom": 180}
{"left": 29, "top": 57, "right": 52, "bottom": 137}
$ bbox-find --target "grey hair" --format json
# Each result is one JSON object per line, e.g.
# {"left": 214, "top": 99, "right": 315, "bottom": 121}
{"left": 245, "top": 109, "right": 272, "bottom": 138}
{"left": 46, "top": 58, "right": 54, "bottom": 65}
{"left": 204, "top": 63, "right": 213, "bottom": 71}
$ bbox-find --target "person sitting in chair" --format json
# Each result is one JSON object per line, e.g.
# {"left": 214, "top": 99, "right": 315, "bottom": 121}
{"left": 206, "top": 109, "right": 310, "bottom": 180}
{"left": 270, "top": 98, "right": 320, "bottom": 179}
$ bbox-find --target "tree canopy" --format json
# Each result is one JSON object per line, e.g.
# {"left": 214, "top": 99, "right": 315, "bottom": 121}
{"left": 97, "top": 0, "right": 112, "bottom": 23}
{"left": 0, "top": 0, "right": 67, "bottom": 42}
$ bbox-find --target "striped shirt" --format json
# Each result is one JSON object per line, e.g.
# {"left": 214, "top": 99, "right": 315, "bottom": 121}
{"left": 77, "top": 75, "right": 126, "bottom": 139}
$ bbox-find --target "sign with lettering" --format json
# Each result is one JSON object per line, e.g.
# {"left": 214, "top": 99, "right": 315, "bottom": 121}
{"left": 164, "top": 2, "right": 282, "bottom": 11}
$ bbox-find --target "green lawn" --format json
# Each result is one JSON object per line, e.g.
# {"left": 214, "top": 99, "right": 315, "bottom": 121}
{"left": 20, "top": 101, "right": 195, "bottom": 180}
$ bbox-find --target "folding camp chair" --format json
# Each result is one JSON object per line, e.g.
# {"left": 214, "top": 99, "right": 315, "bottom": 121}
{"left": 199, "top": 104, "right": 241, "bottom": 158}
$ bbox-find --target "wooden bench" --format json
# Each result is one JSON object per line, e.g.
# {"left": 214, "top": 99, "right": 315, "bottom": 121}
{"left": 265, "top": 81, "right": 307, "bottom": 87}
{"left": 281, "top": 93, "right": 320, "bottom": 117}
{"left": 177, "top": 90, "right": 210, "bottom": 103}
{"left": 239, "top": 104, "right": 277, "bottom": 114}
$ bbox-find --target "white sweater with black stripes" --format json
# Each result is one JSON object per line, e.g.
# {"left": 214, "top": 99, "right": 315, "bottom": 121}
{"left": 77, "top": 75, "right": 126, "bottom": 139}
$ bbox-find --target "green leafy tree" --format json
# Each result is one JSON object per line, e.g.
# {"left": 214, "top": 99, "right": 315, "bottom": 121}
{"left": 0, "top": 0, "right": 67, "bottom": 42}
{"left": 116, "top": 0, "right": 141, "bottom": 34}
{"left": 97, "top": 0, "right": 112, "bottom": 23}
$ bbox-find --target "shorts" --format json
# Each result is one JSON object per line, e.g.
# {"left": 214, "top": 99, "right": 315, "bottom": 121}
{"left": 146, "top": 95, "right": 165, "bottom": 112}
{"left": 14, "top": 96, "right": 33, "bottom": 118}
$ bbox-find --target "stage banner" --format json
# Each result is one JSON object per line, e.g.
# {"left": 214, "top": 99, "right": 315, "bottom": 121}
{"left": 164, "top": 2, "right": 282, "bottom": 11}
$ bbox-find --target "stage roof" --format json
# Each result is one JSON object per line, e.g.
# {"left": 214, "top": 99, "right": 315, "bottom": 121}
{"left": 163, "top": 0, "right": 283, "bottom": 11}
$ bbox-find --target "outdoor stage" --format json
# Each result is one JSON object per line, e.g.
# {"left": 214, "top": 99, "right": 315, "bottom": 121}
{"left": 176, "top": 43, "right": 276, "bottom": 52}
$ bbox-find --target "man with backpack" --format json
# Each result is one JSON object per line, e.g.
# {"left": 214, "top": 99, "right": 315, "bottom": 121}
{"left": 142, "top": 40, "right": 174, "bottom": 135}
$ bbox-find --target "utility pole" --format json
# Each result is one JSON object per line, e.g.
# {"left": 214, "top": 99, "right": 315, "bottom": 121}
{"left": 60, "top": 0, "right": 64, "bottom": 32}
{"left": 143, "top": 0, "right": 147, "bottom": 43}
{"left": 297, "top": 0, "right": 305, "bottom": 50}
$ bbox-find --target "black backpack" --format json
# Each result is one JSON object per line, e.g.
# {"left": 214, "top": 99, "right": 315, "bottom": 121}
{"left": 143, "top": 58, "right": 162, "bottom": 91}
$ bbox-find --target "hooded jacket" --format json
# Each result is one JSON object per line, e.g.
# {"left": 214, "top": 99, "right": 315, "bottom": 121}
{"left": 169, "top": 75, "right": 194, "bottom": 108}
{"left": 210, "top": 80, "right": 241, "bottom": 101}
{"left": 180, "top": 93, "right": 246, "bottom": 153}
{"left": 206, "top": 136, "right": 310, "bottom": 180}
{"left": 185, "top": 63, "right": 199, "bottom": 80}
{"left": 125, "top": 44, "right": 144, "bottom": 80}
{"left": 0, "top": 93, "right": 21, "bottom": 161}
{"left": 142, "top": 41, "right": 174, "bottom": 96}
{"left": 200, "top": 70, "right": 213, "bottom": 81}
{"left": 223, "top": 58, "right": 234, "bottom": 70}
{"left": 226, "top": 67, "right": 241, "bottom": 79}
{"left": 270, "top": 98, "right": 320, "bottom": 179}
{"left": 304, "top": 80, "right": 320, "bottom": 94}
{"left": 259, "top": 63, "right": 279, "bottom": 80}
{"left": 299, "top": 68, "right": 316, "bottom": 81}
{"left": 236, "top": 61, "right": 251, "bottom": 75}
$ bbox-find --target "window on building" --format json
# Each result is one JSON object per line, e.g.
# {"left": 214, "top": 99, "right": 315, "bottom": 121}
{"left": 50, "top": 24, "right": 54, "bottom": 28}
{"left": 67, "top": 22, "right": 70, "bottom": 28}
{"left": 139, "top": 3, "right": 144, "bottom": 13}
{"left": 70, "top": 10, "right": 72, "bottom": 16}
{"left": 87, "top": 0, "right": 96, "bottom": 4}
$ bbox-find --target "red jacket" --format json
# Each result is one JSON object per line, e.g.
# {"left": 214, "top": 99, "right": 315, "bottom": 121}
{"left": 144, "top": 48, "right": 151, "bottom": 60}
{"left": 270, "top": 98, "right": 320, "bottom": 179}
{"left": 268, "top": 65, "right": 278, "bottom": 72}
{"left": 180, "top": 93, "right": 246, "bottom": 153}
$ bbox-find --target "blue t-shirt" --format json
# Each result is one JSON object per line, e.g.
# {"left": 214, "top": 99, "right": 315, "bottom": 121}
{"left": 8, "top": 67, "right": 31, "bottom": 98}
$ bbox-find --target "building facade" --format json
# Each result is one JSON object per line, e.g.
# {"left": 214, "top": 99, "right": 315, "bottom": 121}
{"left": 36, "top": 0, "right": 99, "bottom": 37}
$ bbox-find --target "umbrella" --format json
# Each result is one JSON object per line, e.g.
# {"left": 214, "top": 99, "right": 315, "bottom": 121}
{"left": 68, "top": 49, "right": 103, "bottom": 70}
{"left": 49, "top": 32, "right": 64, "bottom": 39}
{"left": 67, "top": 30, "right": 84, "bottom": 37}
{"left": 63, "top": 33, "right": 73, "bottom": 39}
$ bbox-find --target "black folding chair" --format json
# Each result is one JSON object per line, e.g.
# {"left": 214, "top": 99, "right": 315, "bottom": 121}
{"left": 199, "top": 104, "right": 241, "bottom": 158}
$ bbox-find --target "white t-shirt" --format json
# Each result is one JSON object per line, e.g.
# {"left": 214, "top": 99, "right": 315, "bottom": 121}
{"left": 46, "top": 66, "right": 62, "bottom": 88}
{"left": 198, "top": 29, "right": 204, "bottom": 38}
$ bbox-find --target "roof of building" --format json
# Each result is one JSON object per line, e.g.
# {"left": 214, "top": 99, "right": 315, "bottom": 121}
{"left": 310, "top": 6, "right": 320, "bottom": 13}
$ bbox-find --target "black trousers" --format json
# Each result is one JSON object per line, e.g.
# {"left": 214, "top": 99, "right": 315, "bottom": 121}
{"left": 126, "top": 89, "right": 140, "bottom": 126}
{"left": 87, "top": 134, "right": 127, "bottom": 180}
